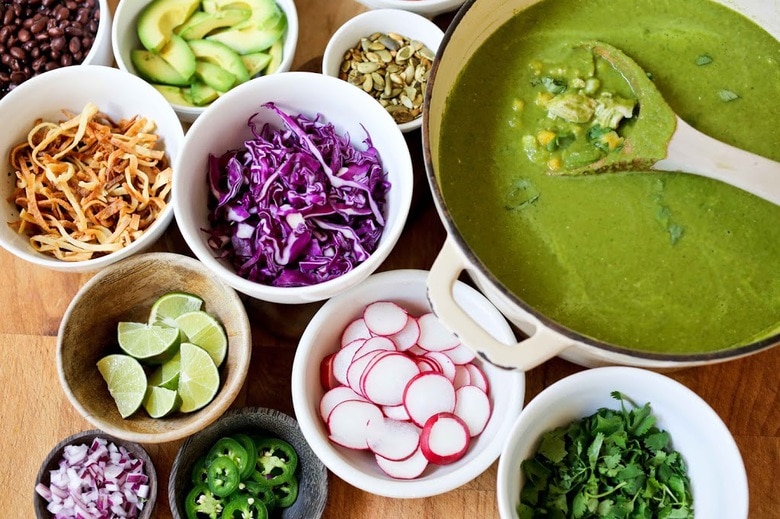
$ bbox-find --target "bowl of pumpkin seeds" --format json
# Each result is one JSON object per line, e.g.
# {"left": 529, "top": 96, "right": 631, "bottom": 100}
{"left": 322, "top": 8, "right": 443, "bottom": 133}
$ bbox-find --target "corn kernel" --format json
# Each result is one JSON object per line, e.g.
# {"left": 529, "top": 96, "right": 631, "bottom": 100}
{"left": 547, "top": 158, "right": 562, "bottom": 171}
{"left": 512, "top": 99, "right": 525, "bottom": 111}
{"left": 535, "top": 92, "right": 553, "bottom": 106}
{"left": 537, "top": 130, "right": 557, "bottom": 146}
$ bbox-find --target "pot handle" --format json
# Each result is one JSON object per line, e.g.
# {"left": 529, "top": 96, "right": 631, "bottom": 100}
{"left": 427, "top": 237, "right": 573, "bottom": 371}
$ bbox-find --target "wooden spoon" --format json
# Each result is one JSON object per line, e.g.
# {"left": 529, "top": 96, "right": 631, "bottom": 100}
{"left": 561, "top": 41, "right": 780, "bottom": 205}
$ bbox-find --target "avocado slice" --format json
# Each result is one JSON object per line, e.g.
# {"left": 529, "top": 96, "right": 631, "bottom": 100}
{"left": 188, "top": 39, "right": 250, "bottom": 85}
{"left": 194, "top": 60, "right": 237, "bottom": 91}
{"left": 131, "top": 49, "right": 190, "bottom": 86}
{"left": 153, "top": 84, "right": 197, "bottom": 106}
{"left": 137, "top": 0, "right": 201, "bottom": 53}
{"left": 158, "top": 34, "right": 197, "bottom": 82}
{"left": 264, "top": 38, "right": 283, "bottom": 75}
{"left": 202, "top": 0, "right": 278, "bottom": 20}
{"left": 190, "top": 80, "right": 220, "bottom": 106}
{"left": 206, "top": 11, "right": 286, "bottom": 54}
{"left": 240, "top": 51, "right": 271, "bottom": 77}
{"left": 176, "top": 8, "right": 251, "bottom": 41}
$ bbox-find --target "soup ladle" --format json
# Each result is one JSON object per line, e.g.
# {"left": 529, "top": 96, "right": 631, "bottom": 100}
{"left": 560, "top": 40, "right": 780, "bottom": 205}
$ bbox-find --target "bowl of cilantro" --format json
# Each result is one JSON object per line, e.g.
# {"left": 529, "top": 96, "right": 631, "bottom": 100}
{"left": 496, "top": 366, "right": 748, "bottom": 519}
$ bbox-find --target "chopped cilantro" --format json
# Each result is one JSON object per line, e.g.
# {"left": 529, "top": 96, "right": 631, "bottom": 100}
{"left": 718, "top": 89, "right": 740, "bottom": 102}
{"left": 695, "top": 54, "right": 713, "bottom": 66}
{"left": 518, "top": 392, "right": 694, "bottom": 518}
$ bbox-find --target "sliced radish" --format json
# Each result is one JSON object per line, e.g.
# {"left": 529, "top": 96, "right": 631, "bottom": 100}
{"left": 403, "top": 372, "right": 456, "bottom": 427}
{"left": 406, "top": 344, "right": 428, "bottom": 356}
{"left": 382, "top": 403, "right": 411, "bottom": 422}
{"left": 464, "top": 363, "right": 490, "bottom": 394}
{"left": 366, "top": 417, "right": 421, "bottom": 461}
{"left": 416, "top": 312, "right": 461, "bottom": 352}
{"left": 341, "top": 318, "right": 372, "bottom": 347}
{"left": 415, "top": 357, "right": 440, "bottom": 373}
{"left": 424, "top": 351, "right": 457, "bottom": 382}
{"left": 362, "top": 352, "right": 421, "bottom": 406}
{"left": 354, "top": 335, "right": 397, "bottom": 359}
{"left": 452, "top": 365, "right": 472, "bottom": 389}
{"left": 375, "top": 446, "right": 429, "bottom": 480}
{"left": 320, "top": 352, "right": 340, "bottom": 391}
{"left": 327, "top": 399, "right": 384, "bottom": 450}
{"left": 454, "top": 385, "right": 492, "bottom": 437}
{"left": 440, "top": 342, "right": 477, "bottom": 365}
{"left": 346, "top": 350, "right": 386, "bottom": 396}
{"left": 419, "top": 412, "right": 471, "bottom": 465}
{"left": 320, "top": 386, "right": 367, "bottom": 422}
{"left": 363, "top": 301, "right": 409, "bottom": 336}
{"left": 388, "top": 316, "right": 421, "bottom": 351}
{"left": 332, "top": 339, "right": 366, "bottom": 386}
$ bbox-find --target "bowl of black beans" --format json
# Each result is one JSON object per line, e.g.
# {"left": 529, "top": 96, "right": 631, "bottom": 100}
{"left": 0, "top": 0, "right": 113, "bottom": 99}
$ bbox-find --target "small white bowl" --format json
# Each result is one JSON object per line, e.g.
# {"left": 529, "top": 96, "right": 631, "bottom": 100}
{"left": 112, "top": 0, "right": 299, "bottom": 123}
{"left": 0, "top": 65, "right": 184, "bottom": 273}
{"left": 322, "top": 9, "right": 444, "bottom": 133}
{"left": 291, "top": 269, "right": 526, "bottom": 498}
{"left": 173, "top": 71, "right": 413, "bottom": 304}
{"left": 497, "top": 367, "right": 748, "bottom": 519}
{"left": 354, "top": 0, "right": 465, "bottom": 18}
{"left": 83, "top": 0, "right": 114, "bottom": 67}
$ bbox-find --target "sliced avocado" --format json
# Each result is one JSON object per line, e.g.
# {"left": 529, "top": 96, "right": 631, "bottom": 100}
{"left": 131, "top": 49, "right": 190, "bottom": 86}
{"left": 264, "top": 38, "right": 283, "bottom": 75}
{"left": 176, "top": 8, "right": 251, "bottom": 40}
{"left": 137, "top": 0, "right": 201, "bottom": 53}
{"left": 190, "top": 80, "right": 220, "bottom": 106}
{"left": 240, "top": 51, "right": 271, "bottom": 77}
{"left": 152, "top": 84, "right": 196, "bottom": 106}
{"left": 202, "top": 0, "right": 278, "bottom": 20}
{"left": 158, "top": 34, "right": 197, "bottom": 82}
{"left": 206, "top": 11, "right": 285, "bottom": 54}
{"left": 188, "top": 39, "right": 250, "bottom": 85}
{"left": 195, "top": 60, "right": 237, "bottom": 91}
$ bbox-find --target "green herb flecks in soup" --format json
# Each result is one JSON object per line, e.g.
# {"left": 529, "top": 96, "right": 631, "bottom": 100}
{"left": 438, "top": 0, "right": 780, "bottom": 354}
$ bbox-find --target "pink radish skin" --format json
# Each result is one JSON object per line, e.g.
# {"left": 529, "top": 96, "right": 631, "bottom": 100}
{"left": 452, "top": 365, "right": 472, "bottom": 389}
{"left": 382, "top": 403, "right": 411, "bottom": 421}
{"left": 320, "top": 386, "right": 367, "bottom": 422}
{"left": 406, "top": 344, "right": 428, "bottom": 357}
{"left": 419, "top": 412, "right": 471, "bottom": 465}
{"left": 440, "top": 342, "right": 477, "bottom": 365}
{"left": 416, "top": 312, "right": 461, "bottom": 352}
{"left": 388, "top": 316, "right": 421, "bottom": 351}
{"left": 346, "top": 350, "right": 386, "bottom": 396}
{"left": 375, "top": 446, "right": 429, "bottom": 480}
{"left": 327, "top": 399, "right": 384, "bottom": 450}
{"left": 415, "top": 357, "right": 440, "bottom": 373}
{"left": 464, "top": 363, "right": 490, "bottom": 394}
{"left": 366, "top": 417, "right": 421, "bottom": 461}
{"left": 454, "top": 385, "right": 492, "bottom": 437}
{"left": 424, "top": 351, "right": 457, "bottom": 382}
{"left": 341, "top": 318, "right": 372, "bottom": 347}
{"left": 362, "top": 353, "right": 421, "bottom": 406}
{"left": 332, "top": 339, "right": 366, "bottom": 386}
{"left": 403, "top": 372, "right": 456, "bottom": 427}
{"left": 363, "top": 301, "right": 409, "bottom": 336}
{"left": 353, "top": 335, "right": 397, "bottom": 359}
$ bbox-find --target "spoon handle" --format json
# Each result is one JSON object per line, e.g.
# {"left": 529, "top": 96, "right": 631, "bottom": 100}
{"left": 655, "top": 116, "right": 780, "bottom": 205}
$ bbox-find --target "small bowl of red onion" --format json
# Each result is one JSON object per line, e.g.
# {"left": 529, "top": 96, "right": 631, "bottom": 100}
{"left": 173, "top": 71, "right": 414, "bottom": 304}
{"left": 33, "top": 430, "right": 157, "bottom": 519}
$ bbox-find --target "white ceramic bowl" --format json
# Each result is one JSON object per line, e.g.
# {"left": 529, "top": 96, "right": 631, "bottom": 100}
{"left": 354, "top": 0, "right": 465, "bottom": 18}
{"left": 291, "top": 269, "right": 526, "bottom": 498}
{"left": 0, "top": 65, "right": 184, "bottom": 273}
{"left": 112, "top": 0, "right": 299, "bottom": 123}
{"left": 322, "top": 9, "right": 444, "bottom": 133}
{"left": 84, "top": 0, "right": 114, "bottom": 67}
{"left": 173, "top": 71, "right": 413, "bottom": 304}
{"left": 497, "top": 367, "right": 748, "bottom": 519}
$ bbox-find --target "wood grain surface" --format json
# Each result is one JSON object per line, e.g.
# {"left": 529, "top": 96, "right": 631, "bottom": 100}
{"left": 2, "top": 1, "right": 778, "bottom": 518}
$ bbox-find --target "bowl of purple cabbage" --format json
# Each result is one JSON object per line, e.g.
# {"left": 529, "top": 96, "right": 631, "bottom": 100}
{"left": 172, "top": 71, "right": 414, "bottom": 304}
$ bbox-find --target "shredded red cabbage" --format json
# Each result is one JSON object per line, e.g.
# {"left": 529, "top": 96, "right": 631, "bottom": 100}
{"left": 204, "top": 102, "right": 391, "bottom": 287}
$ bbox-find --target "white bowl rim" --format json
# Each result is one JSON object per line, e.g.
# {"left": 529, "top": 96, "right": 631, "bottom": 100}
{"left": 496, "top": 366, "right": 748, "bottom": 519}
{"left": 291, "top": 268, "right": 525, "bottom": 498}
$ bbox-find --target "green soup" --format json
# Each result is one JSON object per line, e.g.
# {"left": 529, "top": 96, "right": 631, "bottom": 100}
{"left": 438, "top": 0, "right": 780, "bottom": 354}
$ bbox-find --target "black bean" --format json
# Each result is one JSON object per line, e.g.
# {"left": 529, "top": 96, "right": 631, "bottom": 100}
{"left": 31, "top": 18, "right": 47, "bottom": 34}
{"left": 68, "top": 36, "right": 80, "bottom": 54}
{"left": 50, "top": 36, "right": 65, "bottom": 52}
{"left": 17, "top": 28, "right": 30, "bottom": 43}
{"left": 10, "top": 71, "right": 26, "bottom": 83}
{"left": 47, "top": 26, "right": 63, "bottom": 37}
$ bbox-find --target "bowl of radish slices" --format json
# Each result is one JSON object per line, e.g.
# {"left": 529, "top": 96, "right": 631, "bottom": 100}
{"left": 291, "top": 269, "right": 525, "bottom": 498}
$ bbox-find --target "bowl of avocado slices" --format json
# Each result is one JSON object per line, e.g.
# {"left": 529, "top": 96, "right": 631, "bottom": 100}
{"left": 112, "top": 0, "right": 298, "bottom": 123}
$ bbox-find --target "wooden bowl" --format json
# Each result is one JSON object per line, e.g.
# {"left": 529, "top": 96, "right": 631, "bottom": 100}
{"left": 169, "top": 407, "right": 328, "bottom": 519}
{"left": 34, "top": 429, "right": 158, "bottom": 518}
{"left": 57, "top": 252, "right": 252, "bottom": 443}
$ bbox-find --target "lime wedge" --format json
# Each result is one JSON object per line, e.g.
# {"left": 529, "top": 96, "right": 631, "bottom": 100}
{"left": 143, "top": 385, "right": 181, "bottom": 418}
{"left": 178, "top": 342, "right": 220, "bottom": 413}
{"left": 148, "top": 351, "right": 181, "bottom": 390}
{"left": 174, "top": 311, "right": 228, "bottom": 367}
{"left": 97, "top": 354, "right": 148, "bottom": 418}
{"left": 117, "top": 321, "right": 181, "bottom": 364}
{"left": 148, "top": 291, "right": 204, "bottom": 327}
